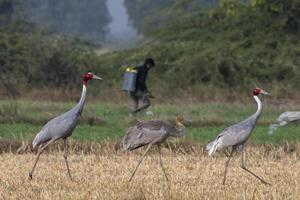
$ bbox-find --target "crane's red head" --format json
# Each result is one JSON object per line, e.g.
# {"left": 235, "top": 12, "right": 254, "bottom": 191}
{"left": 82, "top": 72, "right": 103, "bottom": 85}
{"left": 252, "top": 87, "right": 270, "bottom": 96}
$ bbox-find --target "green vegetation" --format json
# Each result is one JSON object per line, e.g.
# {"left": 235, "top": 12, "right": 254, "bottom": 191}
{"left": 99, "top": 0, "right": 300, "bottom": 96}
{"left": 23, "top": 0, "right": 111, "bottom": 39}
{"left": 0, "top": 0, "right": 105, "bottom": 96}
{"left": 124, "top": 0, "right": 217, "bottom": 34}
{"left": 1, "top": 1, "right": 300, "bottom": 148}
{"left": 0, "top": 99, "right": 299, "bottom": 144}
{"left": 1, "top": 0, "right": 111, "bottom": 39}
{"left": 1, "top": 123, "right": 300, "bottom": 144}
{"left": 1, "top": 0, "right": 300, "bottom": 98}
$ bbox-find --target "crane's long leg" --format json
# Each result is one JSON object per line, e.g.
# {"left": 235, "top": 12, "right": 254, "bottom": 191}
{"left": 129, "top": 143, "right": 152, "bottom": 182}
{"left": 63, "top": 139, "right": 72, "bottom": 180}
{"left": 240, "top": 150, "right": 271, "bottom": 185}
{"left": 158, "top": 145, "right": 169, "bottom": 181}
{"left": 223, "top": 149, "right": 230, "bottom": 157}
{"left": 29, "top": 138, "right": 56, "bottom": 180}
{"left": 223, "top": 147, "right": 235, "bottom": 185}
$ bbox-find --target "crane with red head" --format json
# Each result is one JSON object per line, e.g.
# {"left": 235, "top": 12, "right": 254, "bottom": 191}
{"left": 207, "top": 87, "right": 271, "bottom": 185}
{"left": 29, "top": 72, "right": 103, "bottom": 180}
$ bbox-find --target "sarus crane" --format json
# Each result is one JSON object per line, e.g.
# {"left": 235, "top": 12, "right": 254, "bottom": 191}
{"left": 269, "top": 111, "right": 300, "bottom": 134}
{"left": 29, "top": 72, "right": 102, "bottom": 180}
{"left": 123, "top": 115, "right": 186, "bottom": 182}
{"left": 206, "top": 87, "right": 271, "bottom": 185}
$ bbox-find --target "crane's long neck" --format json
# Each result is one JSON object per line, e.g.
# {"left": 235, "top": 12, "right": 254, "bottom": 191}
{"left": 76, "top": 84, "right": 87, "bottom": 114}
{"left": 253, "top": 95, "right": 263, "bottom": 120}
{"left": 172, "top": 123, "right": 186, "bottom": 137}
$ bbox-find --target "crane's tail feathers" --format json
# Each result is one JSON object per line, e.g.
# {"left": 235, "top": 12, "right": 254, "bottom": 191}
{"left": 122, "top": 134, "right": 130, "bottom": 150}
{"left": 32, "top": 142, "right": 37, "bottom": 149}
{"left": 123, "top": 141, "right": 130, "bottom": 150}
{"left": 32, "top": 131, "right": 43, "bottom": 149}
{"left": 32, "top": 139, "right": 39, "bottom": 149}
{"left": 206, "top": 139, "right": 222, "bottom": 156}
{"left": 206, "top": 142, "right": 213, "bottom": 151}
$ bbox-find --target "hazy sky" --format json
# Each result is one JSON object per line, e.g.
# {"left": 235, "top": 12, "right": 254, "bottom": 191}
{"left": 107, "top": 0, "right": 138, "bottom": 38}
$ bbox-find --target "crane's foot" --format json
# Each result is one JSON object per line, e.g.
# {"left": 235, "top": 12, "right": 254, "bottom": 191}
{"left": 29, "top": 172, "right": 33, "bottom": 180}
{"left": 260, "top": 179, "right": 272, "bottom": 186}
{"left": 165, "top": 175, "right": 169, "bottom": 182}
{"left": 67, "top": 174, "right": 73, "bottom": 181}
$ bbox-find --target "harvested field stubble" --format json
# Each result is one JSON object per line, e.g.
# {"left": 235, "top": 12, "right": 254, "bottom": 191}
{"left": 0, "top": 142, "right": 300, "bottom": 200}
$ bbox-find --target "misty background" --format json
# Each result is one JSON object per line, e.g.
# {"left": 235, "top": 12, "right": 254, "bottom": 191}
{"left": 23, "top": 0, "right": 140, "bottom": 48}
{"left": 106, "top": 0, "right": 140, "bottom": 46}
{"left": 0, "top": 0, "right": 299, "bottom": 98}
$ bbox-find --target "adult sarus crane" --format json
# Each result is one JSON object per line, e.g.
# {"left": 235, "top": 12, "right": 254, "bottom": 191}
{"left": 123, "top": 115, "right": 186, "bottom": 182}
{"left": 207, "top": 88, "right": 271, "bottom": 185}
{"left": 268, "top": 111, "right": 300, "bottom": 134}
{"left": 29, "top": 72, "right": 102, "bottom": 180}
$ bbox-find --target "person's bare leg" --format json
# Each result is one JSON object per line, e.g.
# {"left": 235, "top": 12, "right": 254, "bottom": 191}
{"left": 223, "top": 147, "right": 235, "bottom": 185}
{"left": 129, "top": 143, "right": 152, "bottom": 182}
{"left": 240, "top": 150, "right": 271, "bottom": 185}
{"left": 158, "top": 145, "right": 169, "bottom": 181}
{"left": 29, "top": 138, "right": 56, "bottom": 180}
{"left": 63, "top": 139, "right": 72, "bottom": 180}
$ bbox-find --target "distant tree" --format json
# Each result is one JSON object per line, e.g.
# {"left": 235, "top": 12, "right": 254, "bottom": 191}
{"left": 250, "top": 0, "right": 300, "bottom": 32}
{"left": 37, "top": 41, "right": 81, "bottom": 88}
{"left": 124, "top": 0, "right": 218, "bottom": 34}
{"left": 124, "top": 0, "right": 174, "bottom": 34}
{"left": 20, "top": 0, "right": 112, "bottom": 40}
{"left": 0, "top": 1, "right": 88, "bottom": 95}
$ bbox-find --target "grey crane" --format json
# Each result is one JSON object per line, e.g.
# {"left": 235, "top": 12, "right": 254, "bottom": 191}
{"left": 206, "top": 87, "right": 271, "bottom": 185}
{"left": 123, "top": 115, "right": 186, "bottom": 182}
{"left": 29, "top": 72, "right": 102, "bottom": 180}
{"left": 268, "top": 111, "right": 300, "bottom": 134}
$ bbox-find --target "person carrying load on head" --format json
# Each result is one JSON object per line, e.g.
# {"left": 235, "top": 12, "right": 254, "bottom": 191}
{"left": 122, "top": 58, "right": 155, "bottom": 114}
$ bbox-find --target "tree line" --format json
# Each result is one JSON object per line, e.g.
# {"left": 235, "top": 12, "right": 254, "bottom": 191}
{"left": 1, "top": 0, "right": 300, "bottom": 97}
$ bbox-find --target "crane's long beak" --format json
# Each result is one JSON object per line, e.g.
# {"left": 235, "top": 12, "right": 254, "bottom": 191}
{"left": 93, "top": 75, "right": 103, "bottom": 80}
{"left": 261, "top": 90, "right": 271, "bottom": 95}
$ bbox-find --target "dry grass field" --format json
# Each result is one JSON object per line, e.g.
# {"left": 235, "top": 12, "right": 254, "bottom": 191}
{"left": 0, "top": 142, "right": 300, "bottom": 200}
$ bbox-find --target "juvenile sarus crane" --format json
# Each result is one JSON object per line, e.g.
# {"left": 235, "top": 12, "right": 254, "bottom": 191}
{"left": 123, "top": 116, "right": 186, "bottom": 182}
{"left": 29, "top": 72, "right": 102, "bottom": 180}
{"left": 268, "top": 111, "right": 300, "bottom": 134}
{"left": 206, "top": 88, "right": 271, "bottom": 185}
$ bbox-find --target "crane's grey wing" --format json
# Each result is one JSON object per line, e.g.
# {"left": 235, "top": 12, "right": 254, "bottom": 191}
{"left": 135, "top": 120, "right": 174, "bottom": 131}
{"left": 32, "top": 110, "right": 80, "bottom": 148}
{"left": 134, "top": 120, "right": 176, "bottom": 138}
{"left": 123, "top": 120, "right": 170, "bottom": 150}
{"left": 277, "top": 112, "right": 300, "bottom": 122}
{"left": 269, "top": 111, "right": 300, "bottom": 134}
{"left": 207, "top": 119, "right": 254, "bottom": 155}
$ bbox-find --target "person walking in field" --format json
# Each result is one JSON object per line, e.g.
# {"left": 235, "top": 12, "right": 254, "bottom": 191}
{"left": 129, "top": 58, "right": 155, "bottom": 114}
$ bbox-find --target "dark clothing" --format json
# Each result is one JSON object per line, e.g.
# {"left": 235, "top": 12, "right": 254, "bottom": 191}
{"left": 134, "top": 64, "right": 149, "bottom": 92}
{"left": 130, "top": 64, "right": 151, "bottom": 113}
{"left": 130, "top": 90, "right": 150, "bottom": 113}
